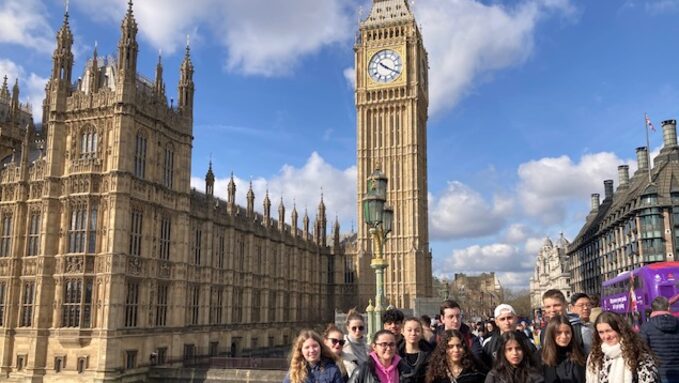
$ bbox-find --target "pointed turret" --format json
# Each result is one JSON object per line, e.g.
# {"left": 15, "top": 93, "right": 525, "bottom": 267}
{"left": 155, "top": 52, "right": 166, "bottom": 99}
{"left": 178, "top": 37, "right": 195, "bottom": 116}
{"left": 227, "top": 172, "right": 236, "bottom": 214}
{"left": 303, "top": 209, "right": 310, "bottom": 240}
{"left": 291, "top": 202, "right": 299, "bottom": 237}
{"left": 205, "top": 161, "right": 215, "bottom": 197}
{"left": 118, "top": 0, "right": 139, "bottom": 85}
{"left": 246, "top": 180, "right": 255, "bottom": 218}
{"left": 263, "top": 190, "right": 271, "bottom": 226}
{"left": 333, "top": 216, "right": 340, "bottom": 248}
{"left": 10, "top": 79, "right": 20, "bottom": 121}
{"left": 20, "top": 123, "right": 33, "bottom": 180}
{"left": 88, "top": 43, "right": 99, "bottom": 94}
{"left": 0, "top": 76, "right": 9, "bottom": 101}
{"left": 278, "top": 197, "right": 286, "bottom": 231}
{"left": 315, "top": 193, "right": 327, "bottom": 245}
{"left": 50, "top": 7, "right": 74, "bottom": 84}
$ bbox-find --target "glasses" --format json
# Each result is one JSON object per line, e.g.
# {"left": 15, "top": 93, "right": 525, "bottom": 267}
{"left": 351, "top": 326, "right": 365, "bottom": 332}
{"left": 327, "top": 338, "right": 346, "bottom": 346}
{"left": 574, "top": 303, "right": 593, "bottom": 309}
{"left": 375, "top": 342, "right": 396, "bottom": 349}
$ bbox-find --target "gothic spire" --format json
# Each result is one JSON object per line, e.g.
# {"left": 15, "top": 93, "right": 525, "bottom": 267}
{"left": 178, "top": 35, "right": 195, "bottom": 113}
{"left": 51, "top": 3, "right": 74, "bottom": 83}
{"left": 205, "top": 161, "right": 215, "bottom": 197}
{"left": 0, "top": 75, "right": 9, "bottom": 99}
{"left": 246, "top": 180, "right": 255, "bottom": 217}
{"left": 155, "top": 51, "right": 166, "bottom": 98}
{"left": 263, "top": 189, "right": 271, "bottom": 222}
{"left": 118, "top": 0, "right": 138, "bottom": 77}
{"left": 88, "top": 42, "right": 99, "bottom": 93}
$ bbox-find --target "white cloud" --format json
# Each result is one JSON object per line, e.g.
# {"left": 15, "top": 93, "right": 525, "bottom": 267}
{"left": 429, "top": 181, "right": 513, "bottom": 240}
{"left": 73, "top": 0, "right": 353, "bottom": 76}
{"left": 0, "top": 59, "right": 48, "bottom": 122}
{"left": 414, "top": 0, "right": 575, "bottom": 115}
{"left": 0, "top": 0, "right": 53, "bottom": 53}
{"left": 343, "top": 67, "right": 356, "bottom": 89}
{"left": 191, "top": 152, "right": 357, "bottom": 228}
{"left": 516, "top": 152, "right": 627, "bottom": 224}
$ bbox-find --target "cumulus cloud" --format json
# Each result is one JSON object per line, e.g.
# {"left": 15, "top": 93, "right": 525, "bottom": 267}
{"left": 191, "top": 152, "right": 357, "bottom": 228}
{"left": 73, "top": 0, "right": 353, "bottom": 76}
{"left": 414, "top": 0, "right": 574, "bottom": 115}
{"left": 429, "top": 181, "right": 513, "bottom": 240}
{"left": 516, "top": 152, "right": 626, "bottom": 224}
{"left": 0, "top": 59, "right": 48, "bottom": 122}
{"left": 0, "top": 0, "right": 53, "bottom": 53}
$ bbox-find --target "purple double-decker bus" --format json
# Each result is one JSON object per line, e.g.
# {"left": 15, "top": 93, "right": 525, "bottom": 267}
{"left": 601, "top": 261, "right": 679, "bottom": 327}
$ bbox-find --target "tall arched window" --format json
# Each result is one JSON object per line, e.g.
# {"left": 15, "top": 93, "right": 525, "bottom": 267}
{"left": 134, "top": 132, "right": 147, "bottom": 178}
{"left": 80, "top": 128, "right": 98, "bottom": 158}
{"left": 163, "top": 144, "right": 174, "bottom": 189}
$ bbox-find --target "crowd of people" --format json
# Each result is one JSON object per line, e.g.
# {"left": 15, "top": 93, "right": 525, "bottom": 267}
{"left": 282, "top": 289, "right": 679, "bottom": 383}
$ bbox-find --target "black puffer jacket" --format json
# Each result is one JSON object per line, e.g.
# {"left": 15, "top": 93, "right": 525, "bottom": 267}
{"left": 640, "top": 313, "right": 679, "bottom": 383}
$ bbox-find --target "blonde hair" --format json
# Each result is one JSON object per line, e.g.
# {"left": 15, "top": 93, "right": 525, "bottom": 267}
{"left": 288, "top": 329, "right": 338, "bottom": 383}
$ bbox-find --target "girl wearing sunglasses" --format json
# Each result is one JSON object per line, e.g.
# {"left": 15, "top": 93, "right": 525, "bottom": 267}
{"left": 344, "top": 309, "right": 369, "bottom": 368}
{"left": 324, "top": 324, "right": 355, "bottom": 381}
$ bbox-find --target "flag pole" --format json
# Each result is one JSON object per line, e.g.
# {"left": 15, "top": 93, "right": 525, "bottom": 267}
{"left": 645, "top": 113, "right": 652, "bottom": 184}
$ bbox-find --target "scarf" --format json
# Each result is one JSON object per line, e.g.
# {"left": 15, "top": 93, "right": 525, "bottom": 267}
{"left": 600, "top": 342, "right": 634, "bottom": 383}
{"left": 370, "top": 351, "right": 401, "bottom": 383}
{"left": 344, "top": 335, "right": 369, "bottom": 365}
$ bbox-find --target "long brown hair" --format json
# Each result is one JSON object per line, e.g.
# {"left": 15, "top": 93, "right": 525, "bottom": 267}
{"left": 425, "top": 330, "right": 481, "bottom": 383}
{"left": 541, "top": 315, "right": 585, "bottom": 367}
{"left": 322, "top": 323, "right": 347, "bottom": 377}
{"left": 287, "top": 329, "right": 338, "bottom": 383}
{"left": 588, "top": 311, "right": 656, "bottom": 373}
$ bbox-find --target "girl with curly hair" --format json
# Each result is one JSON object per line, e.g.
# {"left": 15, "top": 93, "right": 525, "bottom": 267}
{"left": 283, "top": 329, "right": 344, "bottom": 383}
{"left": 586, "top": 311, "right": 659, "bottom": 383}
{"left": 541, "top": 316, "right": 585, "bottom": 383}
{"left": 484, "top": 331, "right": 543, "bottom": 383}
{"left": 425, "top": 329, "right": 486, "bottom": 383}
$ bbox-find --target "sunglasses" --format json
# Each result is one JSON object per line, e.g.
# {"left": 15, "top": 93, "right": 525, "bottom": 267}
{"left": 350, "top": 326, "right": 365, "bottom": 331}
{"left": 327, "top": 338, "right": 346, "bottom": 346}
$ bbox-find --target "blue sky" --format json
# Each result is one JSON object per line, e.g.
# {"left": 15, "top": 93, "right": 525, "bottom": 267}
{"left": 2, "top": 0, "right": 679, "bottom": 290}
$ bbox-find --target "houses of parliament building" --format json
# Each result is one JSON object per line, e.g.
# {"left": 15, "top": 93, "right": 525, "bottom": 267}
{"left": 0, "top": 0, "right": 433, "bottom": 381}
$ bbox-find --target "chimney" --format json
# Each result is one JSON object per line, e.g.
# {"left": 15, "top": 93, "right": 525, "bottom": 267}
{"left": 636, "top": 146, "right": 649, "bottom": 172}
{"left": 591, "top": 193, "right": 600, "bottom": 212}
{"left": 604, "top": 180, "right": 614, "bottom": 199}
{"left": 618, "top": 165, "right": 630, "bottom": 187}
{"left": 662, "top": 119, "right": 678, "bottom": 148}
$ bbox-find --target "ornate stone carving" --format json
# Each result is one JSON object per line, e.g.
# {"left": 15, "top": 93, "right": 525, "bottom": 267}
{"left": 127, "top": 256, "right": 142, "bottom": 275}
{"left": 65, "top": 256, "right": 83, "bottom": 273}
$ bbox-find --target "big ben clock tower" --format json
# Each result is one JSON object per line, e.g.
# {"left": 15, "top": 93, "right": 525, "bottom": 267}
{"left": 355, "top": 0, "right": 432, "bottom": 309}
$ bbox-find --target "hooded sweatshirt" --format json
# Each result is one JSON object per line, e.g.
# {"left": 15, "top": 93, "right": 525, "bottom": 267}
{"left": 370, "top": 352, "right": 401, "bottom": 383}
{"left": 640, "top": 312, "right": 679, "bottom": 383}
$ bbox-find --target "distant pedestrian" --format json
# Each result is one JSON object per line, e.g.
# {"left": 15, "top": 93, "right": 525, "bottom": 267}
{"left": 284, "top": 329, "right": 344, "bottom": 383}
{"left": 586, "top": 311, "right": 659, "bottom": 383}
{"left": 640, "top": 296, "right": 679, "bottom": 383}
{"left": 348, "top": 329, "right": 414, "bottom": 383}
{"left": 425, "top": 329, "right": 486, "bottom": 383}
{"left": 344, "top": 309, "right": 369, "bottom": 368}
{"left": 541, "top": 316, "right": 585, "bottom": 383}
{"left": 484, "top": 331, "right": 543, "bottom": 383}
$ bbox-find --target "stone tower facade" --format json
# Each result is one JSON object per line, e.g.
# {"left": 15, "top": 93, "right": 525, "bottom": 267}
{"left": 0, "top": 4, "right": 356, "bottom": 382}
{"left": 354, "top": 0, "right": 433, "bottom": 309}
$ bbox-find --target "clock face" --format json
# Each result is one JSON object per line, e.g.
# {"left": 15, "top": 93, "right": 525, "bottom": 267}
{"left": 368, "top": 49, "right": 403, "bottom": 84}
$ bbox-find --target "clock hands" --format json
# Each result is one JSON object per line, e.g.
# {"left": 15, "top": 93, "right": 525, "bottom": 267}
{"left": 379, "top": 62, "right": 399, "bottom": 74}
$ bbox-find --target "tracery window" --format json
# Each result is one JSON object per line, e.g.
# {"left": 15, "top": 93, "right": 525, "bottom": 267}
{"left": 159, "top": 215, "right": 171, "bottom": 260}
{"left": 124, "top": 280, "right": 139, "bottom": 327}
{"left": 134, "top": 132, "right": 147, "bottom": 178}
{"left": 20, "top": 281, "right": 34, "bottom": 327}
{"left": 163, "top": 145, "right": 174, "bottom": 189}
{"left": 129, "top": 208, "right": 143, "bottom": 257}
{"left": 155, "top": 283, "right": 168, "bottom": 327}
{"left": 68, "top": 202, "right": 98, "bottom": 254}
{"left": 0, "top": 214, "right": 12, "bottom": 257}
{"left": 80, "top": 129, "right": 97, "bottom": 158}
{"left": 62, "top": 278, "right": 93, "bottom": 328}
{"left": 27, "top": 212, "right": 41, "bottom": 256}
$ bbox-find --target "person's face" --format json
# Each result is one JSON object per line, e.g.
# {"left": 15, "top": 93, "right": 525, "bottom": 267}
{"left": 324, "top": 330, "right": 345, "bottom": 356}
{"left": 485, "top": 322, "right": 493, "bottom": 332}
{"left": 373, "top": 333, "right": 397, "bottom": 364}
{"left": 504, "top": 339, "right": 524, "bottom": 367}
{"left": 442, "top": 308, "right": 462, "bottom": 330}
{"left": 596, "top": 322, "right": 620, "bottom": 346}
{"left": 571, "top": 297, "right": 592, "bottom": 322}
{"left": 554, "top": 324, "right": 572, "bottom": 347}
{"left": 302, "top": 338, "right": 321, "bottom": 364}
{"left": 543, "top": 297, "right": 565, "bottom": 320}
{"left": 384, "top": 320, "right": 402, "bottom": 336}
{"left": 402, "top": 320, "right": 422, "bottom": 345}
{"left": 446, "top": 336, "right": 465, "bottom": 364}
{"left": 347, "top": 319, "right": 365, "bottom": 340}
{"left": 495, "top": 311, "right": 517, "bottom": 334}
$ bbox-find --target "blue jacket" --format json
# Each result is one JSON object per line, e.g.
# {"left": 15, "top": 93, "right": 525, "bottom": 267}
{"left": 283, "top": 358, "right": 344, "bottom": 383}
{"left": 640, "top": 313, "right": 679, "bottom": 383}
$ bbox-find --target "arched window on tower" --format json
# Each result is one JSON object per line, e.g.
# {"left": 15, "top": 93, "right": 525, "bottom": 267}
{"left": 134, "top": 132, "right": 147, "bottom": 179}
{"left": 163, "top": 144, "right": 174, "bottom": 189}
{"left": 80, "top": 128, "right": 98, "bottom": 158}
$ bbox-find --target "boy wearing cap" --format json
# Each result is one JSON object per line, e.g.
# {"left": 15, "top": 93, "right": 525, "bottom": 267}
{"left": 480, "top": 304, "right": 538, "bottom": 369}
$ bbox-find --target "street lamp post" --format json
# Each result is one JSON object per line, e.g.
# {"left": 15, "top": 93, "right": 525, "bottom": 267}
{"left": 363, "top": 167, "right": 393, "bottom": 341}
